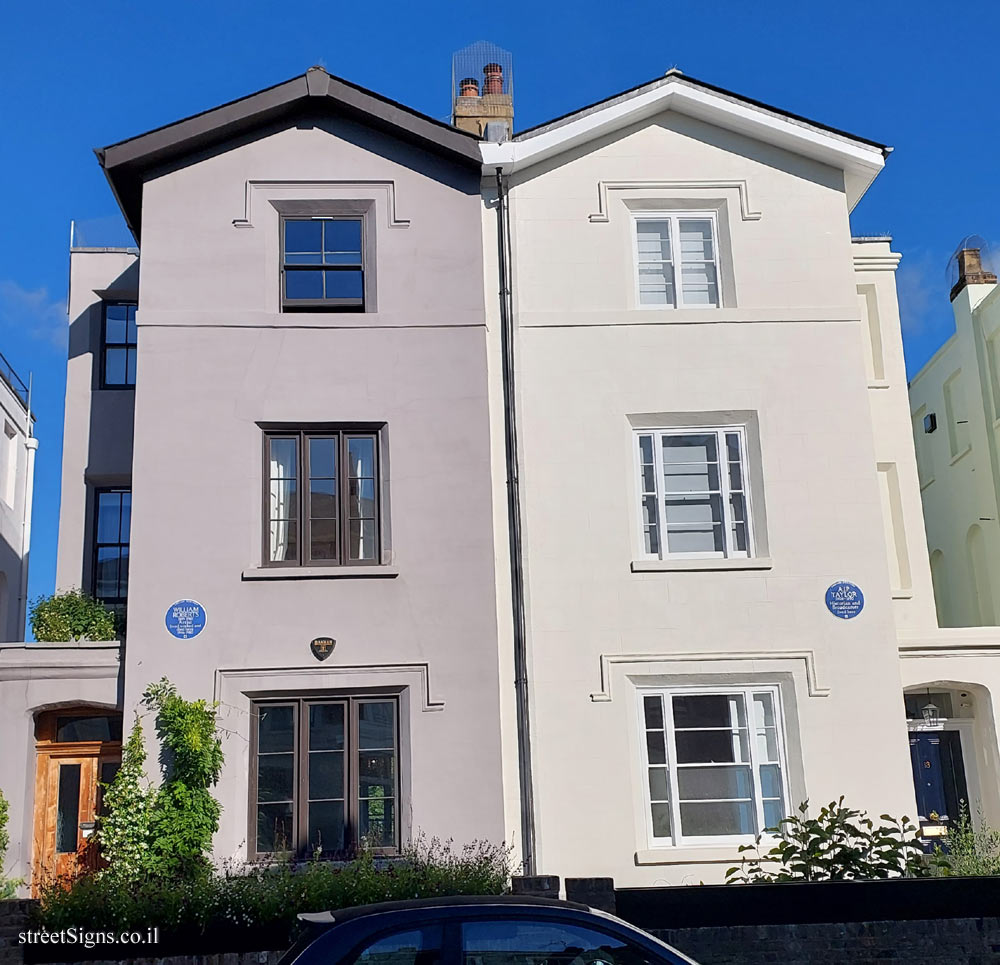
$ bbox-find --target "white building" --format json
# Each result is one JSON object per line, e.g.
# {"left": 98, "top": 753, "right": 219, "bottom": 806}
{"left": 908, "top": 245, "right": 1000, "bottom": 629}
{"left": 483, "top": 69, "right": 995, "bottom": 885}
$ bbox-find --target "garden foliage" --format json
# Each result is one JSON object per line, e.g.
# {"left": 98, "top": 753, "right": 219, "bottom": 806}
{"left": 35, "top": 837, "right": 513, "bottom": 958}
{"left": 29, "top": 590, "right": 116, "bottom": 642}
{"left": 95, "top": 677, "right": 223, "bottom": 881}
{"left": 727, "top": 798, "right": 935, "bottom": 882}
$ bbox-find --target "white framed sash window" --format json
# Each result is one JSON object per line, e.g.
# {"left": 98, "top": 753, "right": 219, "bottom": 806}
{"left": 638, "top": 685, "right": 790, "bottom": 847}
{"left": 633, "top": 212, "right": 721, "bottom": 308}
{"left": 634, "top": 426, "right": 754, "bottom": 560}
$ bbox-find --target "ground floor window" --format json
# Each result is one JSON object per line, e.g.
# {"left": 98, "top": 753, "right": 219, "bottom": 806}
{"left": 639, "top": 685, "right": 788, "bottom": 845}
{"left": 250, "top": 696, "right": 398, "bottom": 859}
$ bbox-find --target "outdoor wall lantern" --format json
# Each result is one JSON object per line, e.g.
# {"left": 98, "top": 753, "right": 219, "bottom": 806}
{"left": 921, "top": 697, "right": 941, "bottom": 726}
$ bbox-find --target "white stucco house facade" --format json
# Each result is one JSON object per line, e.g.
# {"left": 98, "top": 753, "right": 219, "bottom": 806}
{"left": 482, "top": 69, "right": 998, "bottom": 886}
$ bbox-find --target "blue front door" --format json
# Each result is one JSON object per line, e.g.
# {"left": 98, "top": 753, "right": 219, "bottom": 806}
{"left": 909, "top": 730, "right": 969, "bottom": 823}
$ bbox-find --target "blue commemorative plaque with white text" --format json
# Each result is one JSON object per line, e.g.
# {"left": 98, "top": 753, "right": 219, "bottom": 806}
{"left": 165, "top": 599, "right": 207, "bottom": 639}
{"left": 825, "top": 581, "right": 864, "bottom": 620}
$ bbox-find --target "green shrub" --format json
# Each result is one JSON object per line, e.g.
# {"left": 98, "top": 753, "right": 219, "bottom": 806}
{"left": 29, "top": 590, "right": 117, "bottom": 642}
{"left": 726, "top": 797, "right": 936, "bottom": 882}
{"left": 934, "top": 804, "right": 1000, "bottom": 876}
{"left": 34, "top": 837, "right": 514, "bottom": 959}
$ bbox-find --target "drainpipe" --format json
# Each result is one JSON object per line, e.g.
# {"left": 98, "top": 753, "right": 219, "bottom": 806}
{"left": 17, "top": 376, "right": 36, "bottom": 640}
{"left": 494, "top": 166, "right": 537, "bottom": 876}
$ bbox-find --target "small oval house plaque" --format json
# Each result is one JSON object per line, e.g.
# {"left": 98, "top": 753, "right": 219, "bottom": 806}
{"left": 310, "top": 637, "right": 336, "bottom": 661}
{"left": 825, "top": 581, "right": 864, "bottom": 620}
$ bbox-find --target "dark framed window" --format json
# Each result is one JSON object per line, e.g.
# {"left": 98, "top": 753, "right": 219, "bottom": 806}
{"left": 100, "top": 302, "right": 137, "bottom": 387}
{"left": 250, "top": 696, "right": 399, "bottom": 859}
{"left": 93, "top": 487, "right": 130, "bottom": 607}
{"left": 264, "top": 428, "right": 380, "bottom": 566}
{"left": 281, "top": 217, "right": 365, "bottom": 312}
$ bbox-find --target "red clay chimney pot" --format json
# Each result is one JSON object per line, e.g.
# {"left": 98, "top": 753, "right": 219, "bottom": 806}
{"left": 483, "top": 63, "right": 504, "bottom": 95}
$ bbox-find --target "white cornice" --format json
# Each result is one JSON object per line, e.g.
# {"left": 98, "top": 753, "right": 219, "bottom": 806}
{"left": 482, "top": 77, "right": 886, "bottom": 210}
{"left": 853, "top": 252, "right": 902, "bottom": 272}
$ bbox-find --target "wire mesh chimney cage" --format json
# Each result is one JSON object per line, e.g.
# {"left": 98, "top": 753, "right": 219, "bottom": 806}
{"left": 452, "top": 41, "right": 513, "bottom": 102}
{"left": 946, "top": 234, "right": 995, "bottom": 288}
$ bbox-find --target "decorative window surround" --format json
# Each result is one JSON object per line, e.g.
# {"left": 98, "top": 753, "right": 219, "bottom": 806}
{"left": 233, "top": 180, "right": 410, "bottom": 229}
{"left": 629, "top": 412, "right": 769, "bottom": 563}
{"left": 588, "top": 180, "right": 761, "bottom": 223}
{"left": 214, "top": 663, "right": 444, "bottom": 712}
{"left": 589, "top": 651, "right": 830, "bottom": 702}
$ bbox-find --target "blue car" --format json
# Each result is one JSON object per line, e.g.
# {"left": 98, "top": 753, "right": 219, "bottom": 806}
{"left": 280, "top": 895, "right": 698, "bottom": 965}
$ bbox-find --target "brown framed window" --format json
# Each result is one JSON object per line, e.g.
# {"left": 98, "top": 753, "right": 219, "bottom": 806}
{"left": 264, "top": 428, "right": 380, "bottom": 567}
{"left": 281, "top": 217, "right": 365, "bottom": 312}
{"left": 250, "top": 696, "right": 399, "bottom": 859}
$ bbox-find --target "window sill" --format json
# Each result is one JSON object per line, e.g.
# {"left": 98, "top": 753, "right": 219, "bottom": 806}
{"left": 242, "top": 565, "right": 399, "bottom": 581}
{"left": 631, "top": 557, "right": 773, "bottom": 573}
{"left": 635, "top": 846, "right": 755, "bottom": 866}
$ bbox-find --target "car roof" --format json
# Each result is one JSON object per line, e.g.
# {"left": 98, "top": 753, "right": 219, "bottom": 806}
{"left": 299, "top": 894, "right": 593, "bottom": 926}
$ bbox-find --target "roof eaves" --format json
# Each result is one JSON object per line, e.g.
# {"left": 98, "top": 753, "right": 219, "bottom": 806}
{"left": 96, "top": 67, "right": 483, "bottom": 238}
{"left": 514, "top": 69, "right": 888, "bottom": 155}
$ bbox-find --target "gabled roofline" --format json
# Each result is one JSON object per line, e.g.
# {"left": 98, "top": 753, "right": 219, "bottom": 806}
{"left": 482, "top": 69, "right": 890, "bottom": 211}
{"left": 97, "top": 67, "right": 483, "bottom": 239}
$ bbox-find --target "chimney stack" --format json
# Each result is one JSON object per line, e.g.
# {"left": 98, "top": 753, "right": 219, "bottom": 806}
{"left": 951, "top": 247, "right": 998, "bottom": 301}
{"left": 451, "top": 43, "right": 514, "bottom": 139}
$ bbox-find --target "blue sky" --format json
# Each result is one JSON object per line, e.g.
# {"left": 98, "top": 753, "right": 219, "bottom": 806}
{"left": 1, "top": 0, "right": 997, "bottom": 614}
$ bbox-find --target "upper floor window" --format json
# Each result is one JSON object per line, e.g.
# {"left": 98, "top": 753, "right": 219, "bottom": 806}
{"left": 101, "top": 303, "right": 137, "bottom": 387}
{"left": 93, "top": 487, "right": 130, "bottom": 607}
{"left": 265, "top": 428, "right": 380, "bottom": 566}
{"left": 250, "top": 696, "right": 399, "bottom": 859}
{"left": 281, "top": 218, "right": 365, "bottom": 312}
{"left": 634, "top": 214, "right": 720, "bottom": 308}
{"left": 635, "top": 426, "right": 753, "bottom": 560}
{"left": 639, "top": 686, "right": 789, "bottom": 845}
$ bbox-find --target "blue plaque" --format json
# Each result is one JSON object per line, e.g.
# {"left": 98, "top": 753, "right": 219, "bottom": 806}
{"left": 165, "top": 599, "right": 207, "bottom": 639}
{"left": 825, "top": 582, "right": 864, "bottom": 620}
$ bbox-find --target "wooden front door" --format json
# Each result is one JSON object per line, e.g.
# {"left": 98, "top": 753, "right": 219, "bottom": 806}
{"left": 32, "top": 710, "right": 122, "bottom": 894}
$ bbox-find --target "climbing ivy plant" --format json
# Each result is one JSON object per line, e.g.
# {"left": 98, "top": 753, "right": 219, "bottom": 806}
{"left": 96, "top": 678, "right": 223, "bottom": 882}
{"left": 96, "top": 717, "right": 151, "bottom": 881}
{"left": 142, "top": 678, "right": 224, "bottom": 879}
